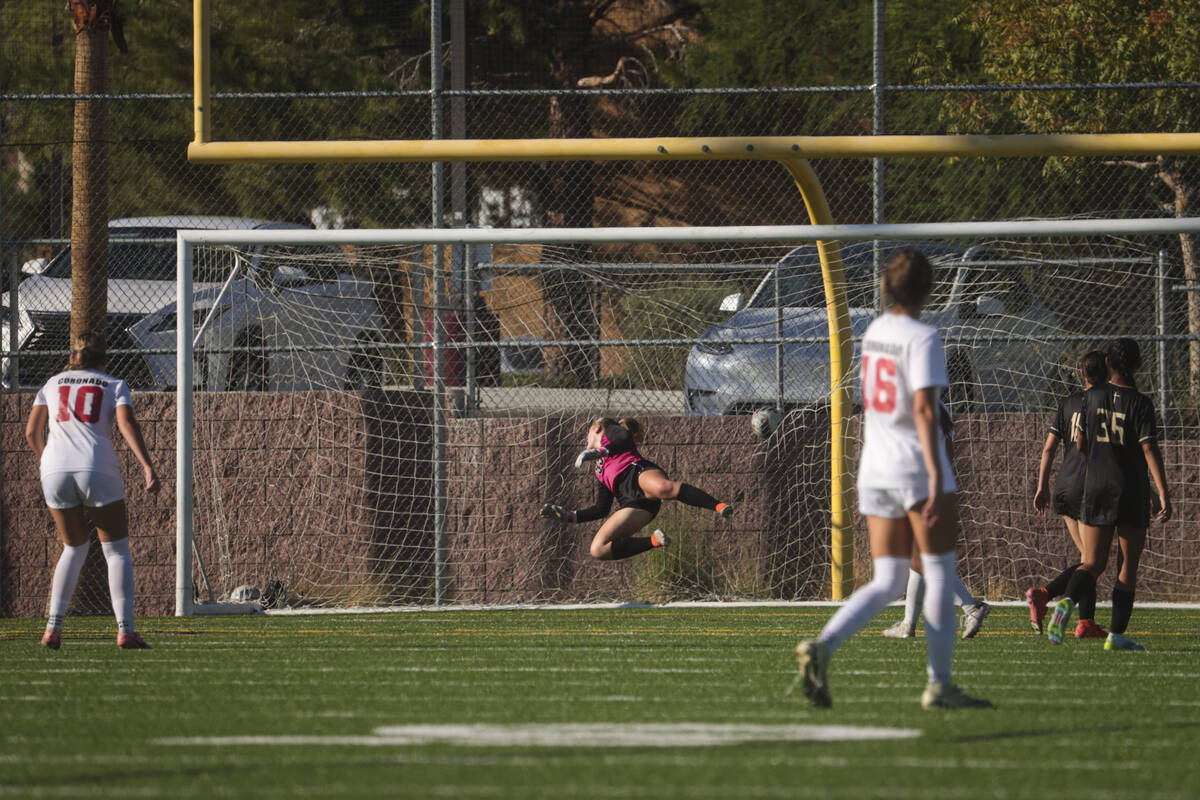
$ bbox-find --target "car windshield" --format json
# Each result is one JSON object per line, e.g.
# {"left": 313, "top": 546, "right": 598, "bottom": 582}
{"left": 42, "top": 229, "right": 177, "bottom": 281}
{"left": 746, "top": 244, "right": 967, "bottom": 310}
{"left": 40, "top": 228, "right": 246, "bottom": 283}
{"left": 746, "top": 263, "right": 877, "bottom": 309}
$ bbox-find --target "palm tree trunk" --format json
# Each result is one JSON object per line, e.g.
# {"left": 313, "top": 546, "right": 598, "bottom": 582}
{"left": 70, "top": 24, "right": 110, "bottom": 340}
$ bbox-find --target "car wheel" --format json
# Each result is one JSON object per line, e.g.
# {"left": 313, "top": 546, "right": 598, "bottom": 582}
{"left": 227, "top": 328, "right": 267, "bottom": 391}
{"left": 344, "top": 335, "right": 383, "bottom": 390}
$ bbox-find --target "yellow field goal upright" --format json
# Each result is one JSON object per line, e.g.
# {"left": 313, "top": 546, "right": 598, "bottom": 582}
{"left": 186, "top": 0, "right": 1200, "bottom": 606}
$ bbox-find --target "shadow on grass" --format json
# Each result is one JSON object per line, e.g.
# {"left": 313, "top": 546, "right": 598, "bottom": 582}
{"left": 948, "top": 719, "right": 1200, "bottom": 744}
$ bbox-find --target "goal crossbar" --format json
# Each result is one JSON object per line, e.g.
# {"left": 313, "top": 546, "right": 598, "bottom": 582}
{"left": 176, "top": 218, "right": 1200, "bottom": 248}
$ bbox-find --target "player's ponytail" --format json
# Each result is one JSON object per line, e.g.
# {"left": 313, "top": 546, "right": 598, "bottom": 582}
{"left": 68, "top": 330, "right": 107, "bottom": 370}
{"left": 1080, "top": 349, "right": 1107, "bottom": 386}
{"left": 617, "top": 417, "right": 645, "bottom": 445}
{"left": 881, "top": 248, "right": 933, "bottom": 310}
{"left": 592, "top": 416, "right": 618, "bottom": 431}
{"left": 1106, "top": 337, "right": 1141, "bottom": 389}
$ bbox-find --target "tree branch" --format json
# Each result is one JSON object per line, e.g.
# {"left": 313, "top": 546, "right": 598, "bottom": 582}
{"left": 1101, "top": 158, "right": 1155, "bottom": 171}
{"left": 577, "top": 56, "right": 632, "bottom": 88}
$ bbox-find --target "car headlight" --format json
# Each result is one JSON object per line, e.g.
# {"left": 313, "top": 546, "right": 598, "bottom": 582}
{"left": 695, "top": 341, "right": 734, "bottom": 356}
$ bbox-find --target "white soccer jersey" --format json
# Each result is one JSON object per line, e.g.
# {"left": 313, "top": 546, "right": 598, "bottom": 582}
{"left": 34, "top": 369, "right": 132, "bottom": 478}
{"left": 856, "top": 312, "right": 956, "bottom": 492}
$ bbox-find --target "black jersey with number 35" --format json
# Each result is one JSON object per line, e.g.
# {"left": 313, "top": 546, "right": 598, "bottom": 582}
{"left": 1080, "top": 383, "right": 1157, "bottom": 528}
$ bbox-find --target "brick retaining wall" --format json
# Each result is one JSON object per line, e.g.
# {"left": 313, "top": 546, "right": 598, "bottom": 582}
{"left": 2, "top": 392, "right": 1195, "bottom": 616}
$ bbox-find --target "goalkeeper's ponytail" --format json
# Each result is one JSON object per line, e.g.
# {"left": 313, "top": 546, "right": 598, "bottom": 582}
{"left": 618, "top": 417, "right": 645, "bottom": 445}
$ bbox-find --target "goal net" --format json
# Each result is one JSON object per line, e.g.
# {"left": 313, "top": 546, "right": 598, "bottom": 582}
{"left": 173, "top": 222, "right": 1200, "bottom": 612}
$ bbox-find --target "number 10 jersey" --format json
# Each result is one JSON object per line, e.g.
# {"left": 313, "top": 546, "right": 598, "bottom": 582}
{"left": 34, "top": 368, "right": 133, "bottom": 478}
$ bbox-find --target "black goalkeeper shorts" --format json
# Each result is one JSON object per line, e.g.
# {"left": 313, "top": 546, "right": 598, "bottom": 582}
{"left": 614, "top": 460, "right": 664, "bottom": 517}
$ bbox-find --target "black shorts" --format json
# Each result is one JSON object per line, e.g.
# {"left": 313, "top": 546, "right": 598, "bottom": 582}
{"left": 1081, "top": 482, "right": 1150, "bottom": 529}
{"left": 614, "top": 460, "right": 664, "bottom": 518}
{"left": 1051, "top": 486, "right": 1082, "bottom": 520}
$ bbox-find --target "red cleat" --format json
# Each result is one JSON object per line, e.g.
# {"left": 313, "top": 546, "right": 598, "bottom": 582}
{"left": 1025, "top": 587, "right": 1049, "bottom": 634}
{"left": 117, "top": 632, "right": 152, "bottom": 650}
{"left": 41, "top": 630, "right": 61, "bottom": 650}
{"left": 1075, "top": 619, "right": 1108, "bottom": 639}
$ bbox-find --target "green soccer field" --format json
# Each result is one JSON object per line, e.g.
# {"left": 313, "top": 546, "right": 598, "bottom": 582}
{"left": 2, "top": 606, "right": 1197, "bottom": 799}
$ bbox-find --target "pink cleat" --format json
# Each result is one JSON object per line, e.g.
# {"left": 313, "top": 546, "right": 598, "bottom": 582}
{"left": 1025, "top": 587, "right": 1049, "bottom": 634}
{"left": 117, "top": 632, "right": 152, "bottom": 650}
{"left": 41, "top": 630, "right": 61, "bottom": 650}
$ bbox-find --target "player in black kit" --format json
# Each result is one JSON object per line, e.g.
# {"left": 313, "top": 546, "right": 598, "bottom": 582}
{"left": 1029, "top": 351, "right": 1108, "bottom": 638}
{"left": 1045, "top": 339, "right": 1171, "bottom": 650}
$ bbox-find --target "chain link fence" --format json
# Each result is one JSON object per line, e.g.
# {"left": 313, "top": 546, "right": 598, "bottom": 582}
{"left": 4, "top": 3, "right": 1200, "bottom": 611}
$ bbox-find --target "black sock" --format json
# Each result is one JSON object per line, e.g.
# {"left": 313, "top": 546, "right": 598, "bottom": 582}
{"left": 1045, "top": 562, "right": 1081, "bottom": 599}
{"left": 1111, "top": 587, "right": 1135, "bottom": 635}
{"left": 1064, "top": 569, "right": 1096, "bottom": 607}
{"left": 1078, "top": 574, "right": 1098, "bottom": 621}
{"left": 610, "top": 537, "right": 654, "bottom": 560}
{"left": 676, "top": 483, "right": 719, "bottom": 511}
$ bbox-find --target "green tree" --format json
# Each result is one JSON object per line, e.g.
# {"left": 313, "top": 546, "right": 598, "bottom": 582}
{"left": 468, "top": 1, "right": 702, "bottom": 383}
{"left": 1, "top": 1, "right": 433, "bottom": 237}
{"left": 941, "top": 0, "right": 1200, "bottom": 394}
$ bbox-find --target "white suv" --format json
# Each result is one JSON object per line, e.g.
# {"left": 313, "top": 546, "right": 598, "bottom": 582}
{"left": 683, "top": 242, "right": 1060, "bottom": 415}
{"left": 1, "top": 216, "right": 384, "bottom": 391}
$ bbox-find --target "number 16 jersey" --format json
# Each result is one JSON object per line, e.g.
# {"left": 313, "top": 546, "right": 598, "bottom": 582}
{"left": 34, "top": 368, "right": 132, "bottom": 478}
{"left": 857, "top": 312, "right": 956, "bottom": 492}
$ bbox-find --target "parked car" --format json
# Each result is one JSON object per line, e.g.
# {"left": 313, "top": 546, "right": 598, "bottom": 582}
{"left": 683, "top": 241, "right": 1060, "bottom": 415}
{"left": 1, "top": 216, "right": 384, "bottom": 391}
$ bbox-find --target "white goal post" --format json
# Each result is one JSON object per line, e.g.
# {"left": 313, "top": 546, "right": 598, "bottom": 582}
{"left": 174, "top": 218, "right": 1200, "bottom": 615}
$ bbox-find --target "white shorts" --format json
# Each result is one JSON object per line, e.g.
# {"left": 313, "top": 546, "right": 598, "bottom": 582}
{"left": 41, "top": 470, "right": 125, "bottom": 509}
{"left": 858, "top": 485, "right": 930, "bottom": 519}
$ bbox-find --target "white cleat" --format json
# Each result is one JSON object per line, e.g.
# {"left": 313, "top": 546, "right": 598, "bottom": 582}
{"left": 1104, "top": 632, "right": 1146, "bottom": 651}
{"left": 882, "top": 619, "right": 917, "bottom": 639}
{"left": 961, "top": 602, "right": 990, "bottom": 639}
{"left": 794, "top": 639, "right": 832, "bottom": 708}
{"left": 650, "top": 529, "right": 671, "bottom": 548}
{"left": 921, "top": 682, "right": 993, "bottom": 709}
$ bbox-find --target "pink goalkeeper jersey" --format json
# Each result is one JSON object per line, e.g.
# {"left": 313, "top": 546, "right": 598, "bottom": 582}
{"left": 34, "top": 368, "right": 132, "bottom": 478}
{"left": 594, "top": 426, "right": 642, "bottom": 492}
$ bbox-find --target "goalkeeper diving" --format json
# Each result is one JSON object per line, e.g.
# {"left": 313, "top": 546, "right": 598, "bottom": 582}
{"left": 541, "top": 417, "right": 733, "bottom": 561}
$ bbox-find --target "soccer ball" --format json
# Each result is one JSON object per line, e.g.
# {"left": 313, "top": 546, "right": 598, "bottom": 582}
{"left": 230, "top": 584, "right": 262, "bottom": 603}
{"left": 750, "top": 407, "right": 782, "bottom": 439}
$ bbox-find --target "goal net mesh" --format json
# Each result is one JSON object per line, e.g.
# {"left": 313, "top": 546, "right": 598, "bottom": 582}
{"left": 180, "top": 230, "right": 1198, "bottom": 608}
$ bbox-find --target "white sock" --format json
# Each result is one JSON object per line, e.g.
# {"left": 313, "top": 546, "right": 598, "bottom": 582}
{"left": 953, "top": 573, "right": 977, "bottom": 607}
{"left": 819, "top": 556, "right": 908, "bottom": 654}
{"left": 101, "top": 538, "right": 135, "bottom": 634}
{"left": 47, "top": 541, "right": 90, "bottom": 632}
{"left": 902, "top": 568, "right": 925, "bottom": 625}
{"left": 921, "top": 550, "right": 958, "bottom": 686}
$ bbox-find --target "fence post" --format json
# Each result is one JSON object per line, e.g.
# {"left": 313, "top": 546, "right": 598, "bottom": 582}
{"left": 871, "top": 0, "right": 886, "bottom": 313}
{"left": 430, "top": 0, "right": 447, "bottom": 605}
{"left": 1157, "top": 249, "right": 1170, "bottom": 424}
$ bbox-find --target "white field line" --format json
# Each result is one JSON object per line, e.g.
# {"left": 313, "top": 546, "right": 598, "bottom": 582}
{"left": 4, "top": 750, "right": 1178, "bottom": 772}
{"left": 3, "top": 787, "right": 1192, "bottom": 800}
{"left": 262, "top": 600, "right": 1200, "bottom": 615}
{"left": 155, "top": 722, "right": 921, "bottom": 749}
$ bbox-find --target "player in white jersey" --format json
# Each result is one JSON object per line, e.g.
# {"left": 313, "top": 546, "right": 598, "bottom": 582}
{"left": 794, "top": 248, "right": 991, "bottom": 709}
{"left": 881, "top": 399, "right": 991, "bottom": 640}
{"left": 25, "top": 331, "right": 159, "bottom": 650}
